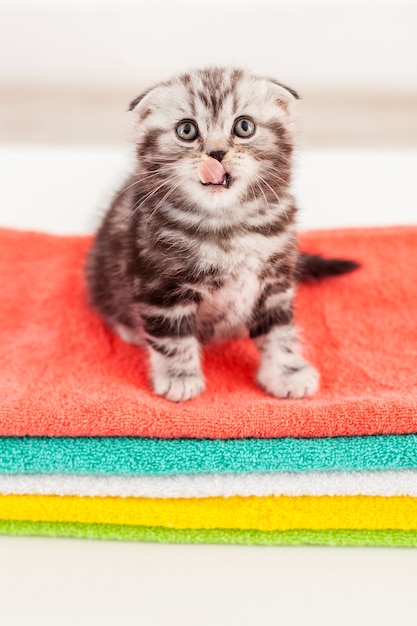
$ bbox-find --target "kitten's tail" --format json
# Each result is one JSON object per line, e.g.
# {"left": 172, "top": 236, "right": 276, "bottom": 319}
{"left": 296, "top": 253, "right": 360, "bottom": 282}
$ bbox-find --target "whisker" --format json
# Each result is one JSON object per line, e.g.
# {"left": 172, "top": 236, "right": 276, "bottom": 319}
{"left": 112, "top": 177, "right": 142, "bottom": 201}
{"left": 112, "top": 166, "right": 178, "bottom": 202}
{"left": 257, "top": 175, "right": 290, "bottom": 223}
{"left": 248, "top": 181, "right": 262, "bottom": 217}
{"left": 260, "top": 170, "right": 285, "bottom": 182}
{"left": 255, "top": 181, "right": 271, "bottom": 214}
{"left": 124, "top": 174, "right": 182, "bottom": 221}
{"left": 261, "top": 166, "right": 289, "bottom": 186}
{"left": 256, "top": 175, "right": 282, "bottom": 206}
{"left": 147, "top": 177, "right": 185, "bottom": 219}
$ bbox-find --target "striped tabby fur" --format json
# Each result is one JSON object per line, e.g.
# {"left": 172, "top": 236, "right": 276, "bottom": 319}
{"left": 86, "top": 67, "right": 353, "bottom": 402}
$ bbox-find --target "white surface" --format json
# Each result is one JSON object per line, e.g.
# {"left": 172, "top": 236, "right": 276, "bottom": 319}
{"left": 1, "top": 537, "right": 417, "bottom": 626}
{"left": 1, "top": 144, "right": 417, "bottom": 625}
{"left": 0, "top": 144, "right": 416, "bottom": 235}
{"left": 4, "top": 0, "right": 417, "bottom": 6}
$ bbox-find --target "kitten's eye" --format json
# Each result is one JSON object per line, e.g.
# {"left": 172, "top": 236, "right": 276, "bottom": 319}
{"left": 233, "top": 117, "right": 256, "bottom": 138}
{"left": 176, "top": 120, "right": 199, "bottom": 141}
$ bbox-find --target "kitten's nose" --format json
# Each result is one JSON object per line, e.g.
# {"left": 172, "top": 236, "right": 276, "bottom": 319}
{"left": 209, "top": 150, "right": 226, "bottom": 162}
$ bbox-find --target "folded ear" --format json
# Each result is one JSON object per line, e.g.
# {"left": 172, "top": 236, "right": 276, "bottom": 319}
{"left": 267, "top": 79, "right": 300, "bottom": 114}
{"left": 268, "top": 79, "right": 300, "bottom": 100}
{"left": 128, "top": 87, "right": 154, "bottom": 111}
{"left": 128, "top": 83, "right": 166, "bottom": 131}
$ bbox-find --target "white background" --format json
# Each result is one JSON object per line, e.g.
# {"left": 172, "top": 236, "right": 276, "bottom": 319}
{"left": 1, "top": 1, "right": 417, "bottom": 624}
{"left": 0, "top": 0, "right": 417, "bottom": 92}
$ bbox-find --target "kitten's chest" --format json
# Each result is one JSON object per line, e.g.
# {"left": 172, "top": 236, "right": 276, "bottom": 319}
{"left": 195, "top": 243, "right": 266, "bottom": 338}
{"left": 190, "top": 232, "right": 290, "bottom": 339}
{"left": 197, "top": 268, "right": 261, "bottom": 340}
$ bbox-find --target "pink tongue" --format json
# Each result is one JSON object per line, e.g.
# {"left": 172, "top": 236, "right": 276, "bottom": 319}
{"left": 198, "top": 157, "right": 226, "bottom": 185}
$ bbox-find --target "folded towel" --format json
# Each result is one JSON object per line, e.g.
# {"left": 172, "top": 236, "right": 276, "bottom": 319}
{"left": 2, "top": 520, "right": 417, "bottom": 547}
{"left": 1, "top": 434, "right": 417, "bottom": 474}
{"left": 2, "top": 470, "right": 417, "bottom": 498}
{"left": 1, "top": 494, "right": 417, "bottom": 530}
{"left": 1, "top": 226, "right": 416, "bottom": 438}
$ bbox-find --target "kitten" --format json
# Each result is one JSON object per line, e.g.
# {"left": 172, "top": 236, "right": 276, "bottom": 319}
{"left": 86, "top": 67, "right": 357, "bottom": 402}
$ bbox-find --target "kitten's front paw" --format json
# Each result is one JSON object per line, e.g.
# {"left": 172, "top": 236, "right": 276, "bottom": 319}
{"left": 257, "top": 361, "right": 319, "bottom": 399}
{"left": 152, "top": 372, "right": 205, "bottom": 402}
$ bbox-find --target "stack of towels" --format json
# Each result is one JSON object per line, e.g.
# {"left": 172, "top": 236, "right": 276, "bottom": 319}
{"left": 0, "top": 225, "right": 416, "bottom": 547}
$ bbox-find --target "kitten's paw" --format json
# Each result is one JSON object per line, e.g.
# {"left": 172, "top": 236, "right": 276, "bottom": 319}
{"left": 257, "top": 361, "right": 319, "bottom": 399}
{"left": 153, "top": 373, "right": 205, "bottom": 402}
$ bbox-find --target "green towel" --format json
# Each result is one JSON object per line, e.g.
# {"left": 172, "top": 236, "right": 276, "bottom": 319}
{"left": 2, "top": 434, "right": 417, "bottom": 475}
{"left": 1, "top": 520, "right": 417, "bottom": 547}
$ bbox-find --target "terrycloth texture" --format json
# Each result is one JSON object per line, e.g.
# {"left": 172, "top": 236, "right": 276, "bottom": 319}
{"left": 3, "top": 520, "right": 417, "bottom": 547}
{"left": 2, "top": 435, "right": 417, "bottom": 474}
{"left": 1, "top": 226, "right": 417, "bottom": 438}
{"left": 2, "top": 494, "right": 417, "bottom": 530}
{"left": 3, "top": 470, "right": 417, "bottom": 498}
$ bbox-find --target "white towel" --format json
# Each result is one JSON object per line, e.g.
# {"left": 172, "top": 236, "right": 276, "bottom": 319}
{"left": 1, "top": 470, "right": 417, "bottom": 498}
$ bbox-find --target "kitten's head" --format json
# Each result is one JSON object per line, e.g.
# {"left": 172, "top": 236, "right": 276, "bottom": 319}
{"left": 129, "top": 67, "right": 298, "bottom": 219}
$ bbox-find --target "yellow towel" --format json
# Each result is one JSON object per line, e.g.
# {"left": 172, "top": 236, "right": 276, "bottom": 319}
{"left": 1, "top": 494, "right": 417, "bottom": 530}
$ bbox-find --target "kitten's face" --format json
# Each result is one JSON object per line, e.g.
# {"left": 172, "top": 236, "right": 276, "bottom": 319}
{"left": 130, "top": 68, "right": 298, "bottom": 218}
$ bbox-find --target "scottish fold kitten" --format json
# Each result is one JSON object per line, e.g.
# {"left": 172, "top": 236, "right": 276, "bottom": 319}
{"left": 86, "top": 67, "right": 357, "bottom": 402}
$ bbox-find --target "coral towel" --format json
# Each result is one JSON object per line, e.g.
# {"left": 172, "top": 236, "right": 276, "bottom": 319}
{"left": 0, "top": 226, "right": 416, "bottom": 438}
